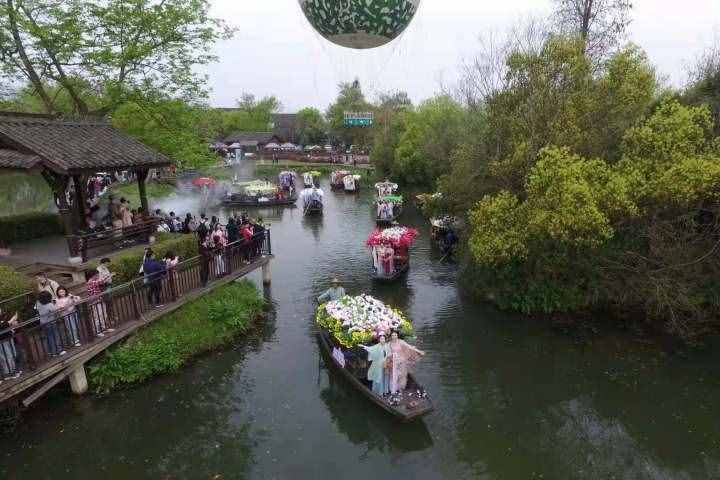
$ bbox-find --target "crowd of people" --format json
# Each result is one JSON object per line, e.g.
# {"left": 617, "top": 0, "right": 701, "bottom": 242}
{"left": 0, "top": 209, "right": 268, "bottom": 383}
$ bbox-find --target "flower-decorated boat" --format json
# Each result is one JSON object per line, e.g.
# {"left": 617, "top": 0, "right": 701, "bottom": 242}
{"left": 221, "top": 180, "right": 297, "bottom": 207}
{"left": 316, "top": 294, "right": 433, "bottom": 421}
{"left": 376, "top": 194, "right": 403, "bottom": 225}
{"left": 330, "top": 170, "right": 351, "bottom": 190}
{"left": 343, "top": 174, "right": 361, "bottom": 193}
{"left": 375, "top": 180, "right": 398, "bottom": 199}
{"left": 300, "top": 186, "right": 324, "bottom": 215}
{"left": 303, "top": 170, "right": 321, "bottom": 188}
{"left": 278, "top": 171, "right": 297, "bottom": 192}
{"left": 367, "top": 226, "right": 417, "bottom": 281}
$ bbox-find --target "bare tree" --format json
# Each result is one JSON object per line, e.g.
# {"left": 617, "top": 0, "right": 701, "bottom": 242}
{"left": 457, "top": 17, "right": 548, "bottom": 108}
{"left": 552, "top": 0, "right": 633, "bottom": 61}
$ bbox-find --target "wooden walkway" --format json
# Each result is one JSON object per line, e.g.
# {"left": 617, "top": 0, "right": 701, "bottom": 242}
{"left": 0, "top": 232, "right": 273, "bottom": 406}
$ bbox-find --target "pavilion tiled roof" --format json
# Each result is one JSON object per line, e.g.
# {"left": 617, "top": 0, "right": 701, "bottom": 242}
{"left": 0, "top": 148, "right": 42, "bottom": 169}
{"left": 0, "top": 114, "right": 172, "bottom": 174}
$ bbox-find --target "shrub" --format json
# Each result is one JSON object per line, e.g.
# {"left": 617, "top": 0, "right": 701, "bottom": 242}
{"left": 90, "top": 233, "right": 199, "bottom": 284}
{"left": 0, "top": 212, "right": 62, "bottom": 246}
{"left": 0, "top": 265, "right": 33, "bottom": 316}
{"left": 89, "top": 280, "right": 265, "bottom": 394}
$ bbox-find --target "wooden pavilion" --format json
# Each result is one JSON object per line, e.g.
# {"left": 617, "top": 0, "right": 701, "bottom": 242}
{"left": 0, "top": 112, "right": 172, "bottom": 262}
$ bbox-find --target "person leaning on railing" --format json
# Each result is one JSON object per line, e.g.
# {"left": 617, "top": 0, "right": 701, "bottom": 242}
{"left": 0, "top": 308, "right": 21, "bottom": 382}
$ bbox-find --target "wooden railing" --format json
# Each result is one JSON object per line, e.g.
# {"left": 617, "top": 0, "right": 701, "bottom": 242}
{"left": 66, "top": 218, "right": 163, "bottom": 262}
{"left": 0, "top": 231, "right": 271, "bottom": 379}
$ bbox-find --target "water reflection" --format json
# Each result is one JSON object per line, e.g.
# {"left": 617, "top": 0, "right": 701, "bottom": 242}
{"left": 301, "top": 213, "right": 324, "bottom": 242}
{"left": 318, "top": 354, "right": 434, "bottom": 455}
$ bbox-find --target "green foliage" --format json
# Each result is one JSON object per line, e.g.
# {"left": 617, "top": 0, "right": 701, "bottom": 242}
{"left": 0, "top": 212, "right": 62, "bottom": 246}
{"left": 326, "top": 79, "right": 373, "bottom": 148}
{"left": 89, "top": 280, "right": 264, "bottom": 394}
{"left": 0, "top": 171, "right": 54, "bottom": 216}
{"left": 0, "top": 0, "right": 233, "bottom": 115}
{"left": 295, "top": 107, "right": 327, "bottom": 145}
{"left": 0, "top": 265, "right": 32, "bottom": 304}
{"left": 215, "top": 94, "right": 280, "bottom": 138}
{"left": 111, "top": 99, "right": 219, "bottom": 169}
{"left": 92, "top": 234, "right": 198, "bottom": 284}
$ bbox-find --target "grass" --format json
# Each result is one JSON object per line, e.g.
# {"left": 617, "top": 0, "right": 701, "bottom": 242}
{"left": 88, "top": 280, "right": 265, "bottom": 394}
{"left": 107, "top": 181, "right": 176, "bottom": 207}
{"left": 0, "top": 172, "right": 54, "bottom": 216}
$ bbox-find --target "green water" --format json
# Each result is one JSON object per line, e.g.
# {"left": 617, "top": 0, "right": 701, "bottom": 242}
{"left": 1, "top": 165, "right": 719, "bottom": 479}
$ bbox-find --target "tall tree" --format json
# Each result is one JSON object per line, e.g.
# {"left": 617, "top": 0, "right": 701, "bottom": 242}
{"left": 552, "top": 0, "right": 633, "bottom": 61}
{"left": 295, "top": 107, "right": 326, "bottom": 146}
{"left": 0, "top": 0, "right": 233, "bottom": 115}
{"left": 326, "top": 79, "right": 373, "bottom": 148}
{"left": 217, "top": 94, "right": 280, "bottom": 137}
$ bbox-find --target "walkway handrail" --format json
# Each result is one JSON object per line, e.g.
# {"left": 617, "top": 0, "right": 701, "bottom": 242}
{"left": 0, "top": 230, "right": 271, "bottom": 378}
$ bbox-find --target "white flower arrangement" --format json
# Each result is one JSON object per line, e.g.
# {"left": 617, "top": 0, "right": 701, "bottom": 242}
{"left": 325, "top": 294, "right": 406, "bottom": 336}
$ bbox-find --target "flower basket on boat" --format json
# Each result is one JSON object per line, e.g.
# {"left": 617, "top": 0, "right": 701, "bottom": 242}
{"left": 366, "top": 226, "right": 417, "bottom": 249}
{"left": 316, "top": 294, "right": 414, "bottom": 348}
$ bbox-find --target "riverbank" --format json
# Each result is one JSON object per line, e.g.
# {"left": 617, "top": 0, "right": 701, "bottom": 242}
{"left": 88, "top": 280, "right": 265, "bottom": 394}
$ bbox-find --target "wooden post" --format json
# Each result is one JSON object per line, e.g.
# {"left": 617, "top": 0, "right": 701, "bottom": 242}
{"left": 136, "top": 168, "right": 149, "bottom": 215}
{"left": 41, "top": 169, "right": 80, "bottom": 262}
{"left": 72, "top": 174, "right": 87, "bottom": 230}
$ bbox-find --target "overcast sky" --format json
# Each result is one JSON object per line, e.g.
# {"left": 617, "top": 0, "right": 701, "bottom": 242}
{"left": 204, "top": 0, "right": 719, "bottom": 112}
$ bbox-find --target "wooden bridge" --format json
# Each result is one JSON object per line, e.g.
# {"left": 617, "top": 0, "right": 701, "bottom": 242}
{"left": 0, "top": 231, "right": 273, "bottom": 407}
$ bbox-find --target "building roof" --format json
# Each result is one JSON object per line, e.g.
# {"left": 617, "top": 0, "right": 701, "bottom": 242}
{"left": 0, "top": 113, "right": 172, "bottom": 174}
{"left": 0, "top": 148, "right": 43, "bottom": 169}
{"left": 222, "top": 131, "right": 276, "bottom": 144}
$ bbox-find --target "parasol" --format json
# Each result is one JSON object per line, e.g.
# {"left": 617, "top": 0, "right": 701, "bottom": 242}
{"left": 192, "top": 177, "right": 216, "bottom": 187}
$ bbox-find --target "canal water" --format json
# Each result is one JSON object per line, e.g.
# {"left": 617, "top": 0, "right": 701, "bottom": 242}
{"left": 1, "top": 166, "right": 719, "bottom": 479}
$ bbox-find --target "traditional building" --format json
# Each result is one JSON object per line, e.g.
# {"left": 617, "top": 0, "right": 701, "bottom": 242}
{"left": 0, "top": 112, "right": 172, "bottom": 262}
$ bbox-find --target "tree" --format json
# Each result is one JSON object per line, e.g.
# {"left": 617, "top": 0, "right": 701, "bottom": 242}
{"left": 295, "top": 107, "right": 326, "bottom": 146}
{"left": 217, "top": 94, "right": 280, "bottom": 137}
{"left": 552, "top": 0, "right": 633, "bottom": 61}
{"left": 0, "top": 0, "right": 232, "bottom": 115}
{"left": 392, "top": 95, "right": 466, "bottom": 186}
{"left": 326, "top": 79, "right": 372, "bottom": 148}
{"left": 111, "top": 98, "right": 219, "bottom": 169}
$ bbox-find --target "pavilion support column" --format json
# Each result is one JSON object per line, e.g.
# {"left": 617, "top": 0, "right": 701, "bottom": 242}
{"left": 136, "top": 168, "right": 149, "bottom": 215}
{"left": 72, "top": 174, "right": 87, "bottom": 230}
{"left": 41, "top": 169, "right": 82, "bottom": 263}
{"left": 262, "top": 260, "right": 272, "bottom": 285}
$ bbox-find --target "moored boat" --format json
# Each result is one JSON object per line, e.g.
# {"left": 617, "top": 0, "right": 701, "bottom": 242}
{"left": 430, "top": 216, "right": 459, "bottom": 255}
{"left": 367, "top": 226, "right": 417, "bottom": 281}
{"left": 315, "top": 294, "right": 433, "bottom": 421}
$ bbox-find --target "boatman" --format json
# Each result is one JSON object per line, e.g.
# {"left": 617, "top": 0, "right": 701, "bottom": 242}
{"left": 317, "top": 278, "right": 346, "bottom": 303}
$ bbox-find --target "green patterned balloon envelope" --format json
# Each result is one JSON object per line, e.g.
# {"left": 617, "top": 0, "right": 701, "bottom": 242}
{"left": 299, "top": 0, "right": 421, "bottom": 49}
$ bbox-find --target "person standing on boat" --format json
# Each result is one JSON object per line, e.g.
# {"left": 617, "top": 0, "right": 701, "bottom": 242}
{"left": 317, "top": 278, "right": 345, "bottom": 303}
{"left": 359, "top": 334, "right": 391, "bottom": 396}
{"left": 388, "top": 330, "right": 425, "bottom": 393}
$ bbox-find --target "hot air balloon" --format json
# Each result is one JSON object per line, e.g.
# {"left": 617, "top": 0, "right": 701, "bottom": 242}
{"left": 299, "top": 0, "right": 421, "bottom": 49}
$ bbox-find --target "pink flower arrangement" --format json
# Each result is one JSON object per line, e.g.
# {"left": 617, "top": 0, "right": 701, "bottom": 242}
{"left": 366, "top": 226, "right": 418, "bottom": 248}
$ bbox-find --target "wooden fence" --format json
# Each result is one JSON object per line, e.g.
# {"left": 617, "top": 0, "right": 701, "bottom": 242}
{"left": 0, "top": 231, "right": 271, "bottom": 378}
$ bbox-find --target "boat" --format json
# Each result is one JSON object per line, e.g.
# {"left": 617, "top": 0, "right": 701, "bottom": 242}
{"left": 430, "top": 216, "right": 458, "bottom": 255}
{"left": 221, "top": 180, "right": 297, "bottom": 207}
{"left": 330, "top": 170, "right": 351, "bottom": 191}
{"left": 221, "top": 194, "right": 297, "bottom": 207}
{"left": 303, "top": 171, "right": 321, "bottom": 188}
{"left": 301, "top": 186, "right": 324, "bottom": 216}
{"left": 317, "top": 330, "right": 433, "bottom": 421}
{"left": 375, "top": 195, "right": 403, "bottom": 225}
{"left": 316, "top": 294, "right": 433, "bottom": 422}
{"left": 343, "top": 174, "right": 361, "bottom": 193}
{"left": 367, "top": 226, "right": 418, "bottom": 282}
{"left": 278, "top": 171, "right": 297, "bottom": 192}
{"left": 375, "top": 180, "right": 398, "bottom": 198}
